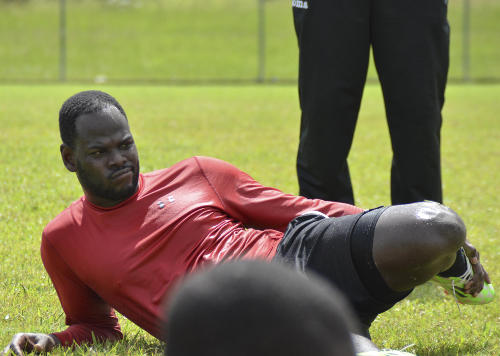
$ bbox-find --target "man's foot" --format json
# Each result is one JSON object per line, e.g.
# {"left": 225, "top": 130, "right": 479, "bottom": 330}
{"left": 432, "top": 255, "right": 495, "bottom": 305}
{"left": 357, "top": 350, "right": 417, "bottom": 356}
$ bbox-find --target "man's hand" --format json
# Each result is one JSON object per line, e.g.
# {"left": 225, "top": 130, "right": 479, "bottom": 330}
{"left": 1, "top": 333, "right": 60, "bottom": 356}
{"left": 462, "top": 240, "right": 491, "bottom": 296}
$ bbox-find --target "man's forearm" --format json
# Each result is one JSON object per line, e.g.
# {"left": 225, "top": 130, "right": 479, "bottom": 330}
{"left": 51, "top": 324, "right": 123, "bottom": 347}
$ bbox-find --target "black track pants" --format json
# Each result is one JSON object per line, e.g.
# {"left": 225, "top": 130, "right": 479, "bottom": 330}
{"left": 294, "top": 0, "right": 448, "bottom": 205}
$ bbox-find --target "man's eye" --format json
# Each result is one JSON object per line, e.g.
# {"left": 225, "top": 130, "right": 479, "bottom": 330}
{"left": 90, "top": 151, "right": 102, "bottom": 157}
{"left": 121, "top": 143, "right": 132, "bottom": 150}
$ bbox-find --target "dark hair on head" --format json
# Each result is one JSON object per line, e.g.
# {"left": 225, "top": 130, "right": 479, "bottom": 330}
{"left": 59, "top": 90, "right": 127, "bottom": 148}
{"left": 165, "top": 260, "right": 359, "bottom": 356}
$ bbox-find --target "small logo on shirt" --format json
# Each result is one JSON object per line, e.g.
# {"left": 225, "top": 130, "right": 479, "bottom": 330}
{"left": 292, "top": 0, "right": 308, "bottom": 9}
{"left": 157, "top": 196, "right": 175, "bottom": 209}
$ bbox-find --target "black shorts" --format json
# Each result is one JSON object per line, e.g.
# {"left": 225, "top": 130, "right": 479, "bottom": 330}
{"left": 273, "top": 207, "right": 412, "bottom": 336}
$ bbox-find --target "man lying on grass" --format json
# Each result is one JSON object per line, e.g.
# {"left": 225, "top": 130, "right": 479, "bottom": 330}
{"left": 2, "top": 90, "right": 494, "bottom": 355}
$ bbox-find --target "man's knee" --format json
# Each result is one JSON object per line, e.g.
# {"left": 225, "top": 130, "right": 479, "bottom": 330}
{"left": 411, "top": 201, "right": 466, "bottom": 253}
{"left": 374, "top": 202, "right": 466, "bottom": 271}
{"left": 373, "top": 202, "right": 467, "bottom": 290}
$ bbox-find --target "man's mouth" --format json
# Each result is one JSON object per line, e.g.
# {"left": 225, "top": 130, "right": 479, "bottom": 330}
{"left": 110, "top": 167, "right": 133, "bottom": 179}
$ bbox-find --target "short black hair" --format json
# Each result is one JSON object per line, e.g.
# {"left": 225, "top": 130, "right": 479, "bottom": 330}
{"left": 59, "top": 90, "right": 127, "bottom": 148}
{"left": 164, "top": 260, "right": 358, "bottom": 356}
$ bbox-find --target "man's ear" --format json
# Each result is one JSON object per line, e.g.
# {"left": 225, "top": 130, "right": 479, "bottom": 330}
{"left": 60, "top": 144, "right": 77, "bottom": 172}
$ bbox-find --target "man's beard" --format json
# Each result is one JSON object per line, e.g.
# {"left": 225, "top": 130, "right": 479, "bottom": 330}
{"left": 76, "top": 161, "right": 140, "bottom": 205}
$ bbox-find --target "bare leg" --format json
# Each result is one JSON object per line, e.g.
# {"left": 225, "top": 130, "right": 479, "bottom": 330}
{"left": 373, "top": 202, "right": 466, "bottom": 292}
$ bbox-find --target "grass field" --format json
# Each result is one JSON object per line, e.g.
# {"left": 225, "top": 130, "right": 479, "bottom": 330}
{"left": 0, "top": 83, "right": 499, "bottom": 355}
{"left": 1, "top": 0, "right": 500, "bottom": 82}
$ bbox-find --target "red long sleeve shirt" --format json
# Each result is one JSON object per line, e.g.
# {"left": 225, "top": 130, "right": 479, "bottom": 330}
{"left": 41, "top": 156, "right": 362, "bottom": 345}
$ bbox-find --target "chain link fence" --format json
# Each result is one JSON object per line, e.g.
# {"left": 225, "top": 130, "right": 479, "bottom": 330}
{"left": 1, "top": 0, "right": 499, "bottom": 84}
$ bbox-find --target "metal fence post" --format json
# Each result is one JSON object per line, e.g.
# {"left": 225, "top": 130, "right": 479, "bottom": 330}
{"left": 59, "top": 0, "right": 67, "bottom": 82}
{"left": 257, "top": 0, "right": 266, "bottom": 83}
{"left": 462, "top": 0, "right": 470, "bottom": 82}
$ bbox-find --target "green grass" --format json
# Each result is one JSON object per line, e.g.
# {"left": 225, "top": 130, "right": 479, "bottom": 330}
{"left": 1, "top": 0, "right": 499, "bottom": 82}
{"left": 0, "top": 83, "right": 499, "bottom": 355}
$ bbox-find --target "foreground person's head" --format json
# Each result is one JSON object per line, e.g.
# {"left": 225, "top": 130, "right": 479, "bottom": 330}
{"left": 164, "top": 260, "right": 358, "bottom": 356}
{"left": 59, "top": 90, "right": 140, "bottom": 207}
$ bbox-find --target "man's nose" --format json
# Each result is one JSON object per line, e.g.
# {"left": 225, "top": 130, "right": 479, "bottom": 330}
{"left": 108, "top": 148, "right": 127, "bottom": 167}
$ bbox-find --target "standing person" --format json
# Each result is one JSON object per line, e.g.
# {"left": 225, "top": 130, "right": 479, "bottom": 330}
{"left": 2, "top": 91, "right": 493, "bottom": 355}
{"left": 294, "top": 0, "right": 448, "bottom": 205}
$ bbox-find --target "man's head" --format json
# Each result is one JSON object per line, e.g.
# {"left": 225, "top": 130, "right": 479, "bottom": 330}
{"left": 164, "top": 260, "right": 358, "bottom": 356}
{"left": 59, "top": 90, "right": 140, "bottom": 207}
